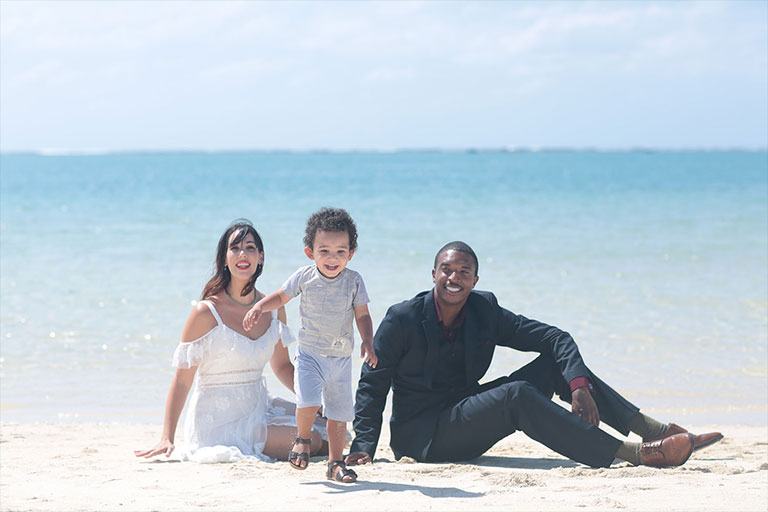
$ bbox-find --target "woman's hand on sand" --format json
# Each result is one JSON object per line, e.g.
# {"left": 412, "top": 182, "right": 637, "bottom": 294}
{"left": 134, "top": 439, "right": 175, "bottom": 459}
{"left": 345, "top": 451, "right": 372, "bottom": 466}
{"left": 243, "top": 304, "right": 263, "bottom": 331}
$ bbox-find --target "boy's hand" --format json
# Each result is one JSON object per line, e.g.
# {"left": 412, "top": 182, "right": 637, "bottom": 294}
{"left": 243, "top": 305, "right": 263, "bottom": 331}
{"left": 360, "top": 340, "right": 377, "bottom": 368}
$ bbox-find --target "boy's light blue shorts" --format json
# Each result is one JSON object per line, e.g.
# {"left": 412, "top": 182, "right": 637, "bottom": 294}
{"left": 294, "top": 345, "right": 354, "bottom": 422}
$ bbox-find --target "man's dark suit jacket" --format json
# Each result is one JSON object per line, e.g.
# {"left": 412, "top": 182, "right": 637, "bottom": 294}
{"left": 350, "top": 289, "right": 590, "bottom": 461}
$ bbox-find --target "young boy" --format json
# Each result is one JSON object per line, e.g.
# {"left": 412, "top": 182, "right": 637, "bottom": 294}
{"left": 243, "top": 207, "right": 376, "bottom": 483}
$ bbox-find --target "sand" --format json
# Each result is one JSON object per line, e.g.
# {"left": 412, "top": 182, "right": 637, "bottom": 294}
{"left": 1, "top": 422, "right": 766, "bottom": 511}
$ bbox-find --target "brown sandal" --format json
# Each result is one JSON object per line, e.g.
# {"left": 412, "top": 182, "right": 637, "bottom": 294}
{"left": 327, "top": 460, "right": 357, "bottom": 483}
{"left": 288, "top": 437, "right": 311, "bottom": 470}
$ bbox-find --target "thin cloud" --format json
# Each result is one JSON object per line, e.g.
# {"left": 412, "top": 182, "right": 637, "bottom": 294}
{"left": 4, "top": 60, "right": 69, "bottom": 90}
{"left": 362, "top": 67, "right": 414, "bottom": 84}
{"left": 201, "top": 58, "right": 291, "bottom": 81}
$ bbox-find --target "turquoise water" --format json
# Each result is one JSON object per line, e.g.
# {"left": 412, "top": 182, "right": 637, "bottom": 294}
{"left": 1, "top": 151, "right": 766, "bottom": 424}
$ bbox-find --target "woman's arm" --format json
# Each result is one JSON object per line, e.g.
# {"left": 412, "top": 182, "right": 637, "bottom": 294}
{"left": 134, "top": 303, "right": 215, "bottom": 458}
{"left": 133, "top": 366, "right": 196, "bottom": 458}
{"left": 269, "top": 306, "right": 295, "bottom": 393}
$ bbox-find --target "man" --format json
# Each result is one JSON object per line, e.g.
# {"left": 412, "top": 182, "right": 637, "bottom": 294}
{"left": 346, "top": 242, "right": 722, "bottom": 468}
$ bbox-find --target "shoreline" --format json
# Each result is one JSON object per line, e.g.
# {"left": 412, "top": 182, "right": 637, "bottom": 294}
{"left": 2, "top": 423, "right": 766, "bottom": 511}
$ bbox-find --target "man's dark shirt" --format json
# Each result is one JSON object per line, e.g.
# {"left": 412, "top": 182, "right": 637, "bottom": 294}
{"left": 432, "top": 293, "right": 467, "bottom": 392}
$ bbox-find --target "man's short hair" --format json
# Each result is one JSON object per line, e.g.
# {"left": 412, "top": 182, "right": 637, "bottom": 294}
{"left": 303, "top": 207, "right": 358, "bottom": 251}
{"left": 434, "top": 241, "right": 479, "bottom": 275}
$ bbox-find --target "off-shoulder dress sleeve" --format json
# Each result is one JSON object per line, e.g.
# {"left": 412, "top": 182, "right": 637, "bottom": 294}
{"left": 171, "top": 327, "right": 216, "bottom": 368}
{"left": 276, "top": 319, "right": 295, "bottom": 348}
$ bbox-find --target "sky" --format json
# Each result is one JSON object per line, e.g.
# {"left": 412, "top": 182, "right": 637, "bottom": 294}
{"left": 1, "top": 1, "right": 766, "bottom": 152}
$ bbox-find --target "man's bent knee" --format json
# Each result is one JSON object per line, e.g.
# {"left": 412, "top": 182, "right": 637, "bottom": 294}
{"left": 501, "top": 381, "right": 540, "bottom": 411}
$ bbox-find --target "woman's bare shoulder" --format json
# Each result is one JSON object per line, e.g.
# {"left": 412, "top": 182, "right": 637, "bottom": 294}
{"left": 181, "top": 299, "right": 218, "bottom": 343}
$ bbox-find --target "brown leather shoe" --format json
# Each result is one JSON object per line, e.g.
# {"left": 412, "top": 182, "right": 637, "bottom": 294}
{"left": 639, "top": 432, "right": 694, "bottom": 467}
{"left": 643, "top": 423, "right": 723, "bottom": 451}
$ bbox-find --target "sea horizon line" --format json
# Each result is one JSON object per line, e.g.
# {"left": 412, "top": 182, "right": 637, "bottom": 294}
{"left": 1, "top": 146, "right": 766, "bottom": 157}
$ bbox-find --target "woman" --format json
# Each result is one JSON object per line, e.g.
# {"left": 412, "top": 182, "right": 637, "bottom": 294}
{"left": 135, "top": 220, "right": 327, "bottom": 462}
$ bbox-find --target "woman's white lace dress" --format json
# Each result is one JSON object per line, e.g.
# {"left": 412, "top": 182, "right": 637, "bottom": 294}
{"left": 172, "top": 300, "right": 318, "bottom": 463}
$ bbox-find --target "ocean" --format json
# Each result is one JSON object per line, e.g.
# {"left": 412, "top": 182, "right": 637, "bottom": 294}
{"left": 1, "top": 150, "right": 766, "bottom": 425}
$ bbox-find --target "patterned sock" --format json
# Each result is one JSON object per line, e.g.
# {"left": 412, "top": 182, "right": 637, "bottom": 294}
{"left": 628, "top": 412, "right": 668, "bottom": 439}
{"left": 615, "top": 441, "right": 642, "bottom": 465}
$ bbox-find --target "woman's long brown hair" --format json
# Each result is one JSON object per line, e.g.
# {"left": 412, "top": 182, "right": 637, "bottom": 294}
{"left": 201, "top": 219, "right": 264, "bottom": 300}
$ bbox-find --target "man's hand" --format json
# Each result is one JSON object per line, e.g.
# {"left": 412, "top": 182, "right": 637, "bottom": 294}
{"left": 345, "top": 451, "right": 372, "bottom": 466}
{"left": 572, "top": 387, "right": 600, "bottom": 427}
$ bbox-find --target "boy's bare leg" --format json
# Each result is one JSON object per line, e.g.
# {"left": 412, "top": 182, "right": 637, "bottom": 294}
{"left": 327, "top": 419, "right": 347, "bottom": 462}
{"left": 291, "top": 406, "right": 319, "bottom": 469}
{"left": 327, "top": 419, "right": 355, "bottom": 482}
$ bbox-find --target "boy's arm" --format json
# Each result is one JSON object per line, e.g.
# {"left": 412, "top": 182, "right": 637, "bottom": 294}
{"left": 354, "top": 304, "right": 377, "bottom": 368}
{"left": 243, "top": 290, "right": 291, "bottom": 331}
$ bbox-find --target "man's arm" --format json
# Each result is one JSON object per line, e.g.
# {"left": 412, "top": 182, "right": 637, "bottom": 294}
{"left": 491, "top": 293, "right": 589, "bottom": 382}
{"left": 489, "top": 292, "right": 599, "bottom": 424}
{"left": 346, "top": 306, "right": 405, "bottom": 464}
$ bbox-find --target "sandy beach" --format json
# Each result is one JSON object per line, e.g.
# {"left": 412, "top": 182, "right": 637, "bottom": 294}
{"left": 1, "top": 422, "right": 766, "bottom": 511}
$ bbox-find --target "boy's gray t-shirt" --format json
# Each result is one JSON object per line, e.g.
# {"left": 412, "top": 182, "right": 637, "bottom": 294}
{"left": 282, "top": 265, "right": 370, "bottom": 357}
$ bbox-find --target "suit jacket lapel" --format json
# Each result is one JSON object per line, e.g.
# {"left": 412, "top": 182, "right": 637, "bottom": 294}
{"left": 462, "top": 293, "right": 491, "bottom": 386}
{"left": 421, "top": 289, "right": 441, "bottom": 389}
{"left": 462, "top": 299, "right": 478, "bottom": 385}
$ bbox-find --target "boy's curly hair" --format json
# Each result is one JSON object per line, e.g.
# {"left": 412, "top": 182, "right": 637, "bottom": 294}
{"left": 303, "top": 207, "right": 358, "bottom": 251}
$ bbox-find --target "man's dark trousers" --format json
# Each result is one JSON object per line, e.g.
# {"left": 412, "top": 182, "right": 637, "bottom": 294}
{"left": 426, "top": 354, "right": 639, "bottom": 468}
